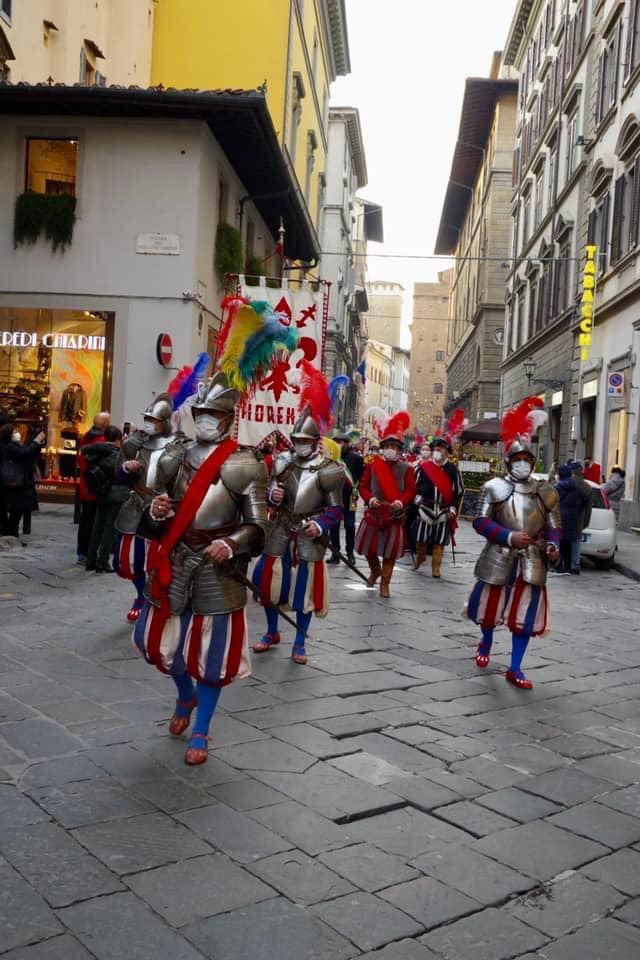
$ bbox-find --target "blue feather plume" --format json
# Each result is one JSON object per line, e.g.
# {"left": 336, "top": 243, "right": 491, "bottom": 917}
{"left": 172, "top": 352, "right": 210, "bottom": 410}
{"left": 238, "top": 311, "right": 298, "bottom": 385}
{"left": 329, "top": 374, "right": 350, "bottom": 410}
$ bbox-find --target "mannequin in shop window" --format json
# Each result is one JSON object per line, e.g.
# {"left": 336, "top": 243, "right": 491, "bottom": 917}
{"left": 59, "top": 383, "right": 87, "bottom": 424}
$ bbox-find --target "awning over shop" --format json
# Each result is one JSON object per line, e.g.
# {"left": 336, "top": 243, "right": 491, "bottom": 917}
{"left": 461, "top": 417, "right": 500, "bottom": 442}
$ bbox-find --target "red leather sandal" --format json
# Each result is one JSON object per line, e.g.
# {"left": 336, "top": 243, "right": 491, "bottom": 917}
{"left": 506, "top": 670, "right": 533, "bottom": 690}
{"left": 475, "top": 645, "right": 491, "bottom": 669}
{"left": 168, "top": 698, "right": 197, "bottom": 736}
{"left": 253, "top": 633, "right": 281, "bottom": 653}
{"left": 185, "top": 733, "right": 209, "bottom": 766}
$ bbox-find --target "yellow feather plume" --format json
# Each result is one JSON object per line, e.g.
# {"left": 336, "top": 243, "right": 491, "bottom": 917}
{"left": 322, "top": 437, "right": 341, "bottom": 461}
{"left": 219, "top": 305, "right": 264, "bottom": 391}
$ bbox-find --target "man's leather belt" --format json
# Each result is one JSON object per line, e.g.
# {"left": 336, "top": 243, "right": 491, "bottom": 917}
{"left": 182, "top": 524, "right": 237, "bottom": 548}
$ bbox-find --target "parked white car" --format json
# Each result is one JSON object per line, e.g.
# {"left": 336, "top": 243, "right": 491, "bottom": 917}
{"left": 581, "top": 480, "right": 617, "bottom": 570}
{"left": 532, "top": 474, "right": 617, "bottom": 570}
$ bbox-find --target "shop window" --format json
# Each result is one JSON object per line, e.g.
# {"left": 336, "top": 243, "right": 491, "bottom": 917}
{"left": 435, "top": 350, "right": 445, "bottom": 362}
{"left": 26, "top": 139, "right": 78, "bottom": 197}
{"left": 434, "top": 383, "right": 443, "bottom": 395}
{"left": 304, "top": 129, "right": 318, "bottom": 204}
{"left": 0, "top": 307, "right": 112, "bottom": 495}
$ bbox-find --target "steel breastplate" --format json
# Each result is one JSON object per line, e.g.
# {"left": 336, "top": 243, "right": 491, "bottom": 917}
{"left": 172, "top": 442, "right": 238, "bottom": 531}
{"left": 494, "top": 486, "right": 547, "bottom": 536}
{"left": 283, "top": 462, "right": 325, "bottom": 516}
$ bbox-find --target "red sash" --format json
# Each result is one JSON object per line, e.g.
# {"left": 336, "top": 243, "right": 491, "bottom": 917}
{"left": 421, "top": 461, "right": 455, "bottom": 506}
{"left": 370, "top": 456, "right": 402, "bottom": 503}
{"left": 147, "top": 438, "right": 238, "bottom": 619}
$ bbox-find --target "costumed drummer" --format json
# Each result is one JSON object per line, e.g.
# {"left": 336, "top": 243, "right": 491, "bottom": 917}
{"left": 113, "top": 367, "right": 206, "bottom": 621}
{"left": 466, "top": 397, "right": 561, "bottom": 690}
{"left": 355, "top": 410, "right": 416, "bottom": 598}
{"left": 132, "top": 298, "right": 295, "bottom": 765}
{"left": 412, "top": 410, "right": 465, "bottom": 579}
{"left": 252, "top": 362, "right": 344, "bottom": 665}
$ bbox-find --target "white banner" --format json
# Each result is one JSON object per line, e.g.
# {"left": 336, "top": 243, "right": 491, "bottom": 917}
{"left": 235, "top": 280, "right": 328, "bottom": 447}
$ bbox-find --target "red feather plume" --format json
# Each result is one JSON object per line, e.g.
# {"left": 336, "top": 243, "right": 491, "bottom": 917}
{"left": 215, "top": 296, "right": 249, "bottom": 361}
{"left": 501, "top": 396, "right": 545, "bottom": 451}
{"left": 445, "top": 408, "right": 465, "bottom": 445}
{"left": 381, "top": 411, "right": 411, "bottom": 440}
{"left": 298, "top": 360, "right": 334, "bottom": 433}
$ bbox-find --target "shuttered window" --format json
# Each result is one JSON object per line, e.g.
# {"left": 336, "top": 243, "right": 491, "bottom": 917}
{"left": 610, "top": 176, "right": 625, "bottom": 264}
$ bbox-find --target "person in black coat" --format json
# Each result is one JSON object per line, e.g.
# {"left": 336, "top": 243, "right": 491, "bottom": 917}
{"left": 0, "top": 422, "right": 46, "bottom": 537}
{"left": 84, "top": 426, "right": 127, "bottom": 572}
{"left": 555, "top": 464, "right": 591, "bottom": 574}
{"left": 329, "top": 433, "right": 365, "bottom": 564}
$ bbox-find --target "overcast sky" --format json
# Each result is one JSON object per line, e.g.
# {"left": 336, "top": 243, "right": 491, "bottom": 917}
{"left": 330, "top": 0, "right": 517, "bottom": 342}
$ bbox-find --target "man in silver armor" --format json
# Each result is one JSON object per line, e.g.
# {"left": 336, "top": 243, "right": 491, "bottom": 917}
{"left": 134, "top": 372, "right": 269, "bottom": 765}
{"left": 114, "top": 394, "right": 184, "bottom": 622}
{"left": 252, "top": 408, "right": 344, "bottom": 664}
{"left": 467, "top": 434, "right": 561, "bottom": 689}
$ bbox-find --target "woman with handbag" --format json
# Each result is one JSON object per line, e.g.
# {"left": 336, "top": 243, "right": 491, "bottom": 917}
{"left": 0, "top": 423, "right": 46, "bottom": 537}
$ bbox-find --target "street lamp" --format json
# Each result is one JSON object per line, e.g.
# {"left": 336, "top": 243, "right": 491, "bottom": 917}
{"left": 524, "top": 356, "right": 536, "bottom": 386}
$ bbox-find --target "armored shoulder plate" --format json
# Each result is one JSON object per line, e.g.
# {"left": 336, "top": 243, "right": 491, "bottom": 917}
{"left": 318, "top": 458, "right": 346, "bottom": 493}
{"left": 154, "top": 438, "right": 188, "bottom": 492}
{"left": 273, "top": 452, "right": 293, "bottom": 477}
{"left": 221, "top": 446, "right": 268, "bottom": 495}
{"left": 537, "top": 480, "right": 559, "bottom": 511}
{"left": 483, "top": 476, "right": 515, "bottom": 503}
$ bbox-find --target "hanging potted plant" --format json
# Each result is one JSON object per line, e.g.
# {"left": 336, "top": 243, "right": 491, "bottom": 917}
{"left": 14, "top": 191, "right": 77, "bottom": 252}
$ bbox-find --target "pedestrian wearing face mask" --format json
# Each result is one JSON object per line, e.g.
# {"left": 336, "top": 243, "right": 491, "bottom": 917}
{"left": 76, "top": 412, "right": 110, "bottom": 562}
{"left": 355, "top": 411, "right": 415, "bottom": 598}
{"left": 114, "top": 392, "right": 187, "bottom": 622}
{"left": 412, "top": 432, "right": 465, "bottom": 578}
{"left": 252, "top": 364, "right": 345, "bottom": 664}
{"left": 466, "top": 397, "right": 561, "bottom": 689}
{"left": 0, "top": 422, "right": 46, "bottom": 537}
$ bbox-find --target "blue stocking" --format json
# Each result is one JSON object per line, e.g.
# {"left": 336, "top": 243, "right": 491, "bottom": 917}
{"left": 510, "top": 633, "right": 530, "bottom": 676}
{"left": 173, "top": 673, "right": 195, "bottom": 706}
{"left": 265, "top": 605, "right": 279, "bottom": 637}
{"left": 479, "top": 627, "right": 493, "bottom": 654}
{"left": 191, "top": 683, "right": 221, "bottom": 741}
{"left": 294, "top": 611, "right": 312, "bottom": 654}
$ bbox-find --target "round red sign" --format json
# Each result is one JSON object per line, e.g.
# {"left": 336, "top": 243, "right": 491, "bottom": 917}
{"left": 156, "top": 333, "right": 173, "bottom": 367}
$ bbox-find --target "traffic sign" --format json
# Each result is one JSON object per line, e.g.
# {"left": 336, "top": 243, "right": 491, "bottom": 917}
{"left": 607, "top": 372, "right": 624, "bottom": 397}
{"left": 156, "top": 333, "right": 173, "bottom": 367}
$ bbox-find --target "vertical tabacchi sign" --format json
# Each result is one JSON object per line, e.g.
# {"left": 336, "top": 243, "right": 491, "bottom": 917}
{"left": 580, "top": 245, "right": 597, "bottom": 361}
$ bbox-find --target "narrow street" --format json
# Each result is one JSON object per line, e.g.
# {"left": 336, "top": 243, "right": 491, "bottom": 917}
{"left": 1, "top": 508, "right": 640, "bottom": 959}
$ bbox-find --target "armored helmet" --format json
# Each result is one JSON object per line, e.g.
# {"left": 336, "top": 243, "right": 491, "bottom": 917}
{"left": 192, "top": 371, "right": 239, "bottom": 418}
{"left": 291, "top": 407, "right": 320, "bottom": 442}
{"left": 504, "top": 436, "right": 535, "bottom": 461}
{"left": 142, "top": 393, "right": 173, "bottom": 436}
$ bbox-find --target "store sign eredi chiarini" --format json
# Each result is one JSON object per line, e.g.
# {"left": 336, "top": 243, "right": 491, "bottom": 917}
{"left": 0, "top": 331, "right": 106, "bottom": 351}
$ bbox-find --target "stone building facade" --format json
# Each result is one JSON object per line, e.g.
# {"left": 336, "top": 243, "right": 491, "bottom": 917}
{"left": 435, "top": 58, "right": 517, "bottom": 428}
{"left": 408, "top": 274, "right": 451, "bottom": 434}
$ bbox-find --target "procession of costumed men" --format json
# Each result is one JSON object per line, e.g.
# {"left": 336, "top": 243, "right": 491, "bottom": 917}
{"left": 117, "top": 294, "right": 563, "bottom": 768}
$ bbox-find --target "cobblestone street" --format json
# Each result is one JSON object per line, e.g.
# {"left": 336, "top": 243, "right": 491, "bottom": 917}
{"left": 1, "top": 507, "right": 640, "bottom": 959}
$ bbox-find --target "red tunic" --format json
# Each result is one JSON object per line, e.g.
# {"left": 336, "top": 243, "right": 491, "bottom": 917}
{"left": 356, "top": 458, "right": 416, "bottom": 559}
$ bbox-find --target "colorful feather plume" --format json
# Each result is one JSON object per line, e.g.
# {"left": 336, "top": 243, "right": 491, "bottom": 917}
{"left": 322, "top": 437, "right": 341, "bottom": 461}
{"left": 238, "top": 308, "right": 298, "bottom": 388}
{"left": 382, "top": 411, "right": 411, "bottom": 441}
{"left": 501, "top": 396, "right": 547, "bottom": 451}
{"left": 445, "top": 408, "right": 465, "bottom": 445}
{"left": 328, "top": 374, "right": 350, "bottom": 410}
{"left": 298, "top": 360, "right": 333, "bottom": 433}
{"left": 167, "top": 352, "right": 211, "bottom": 412}
{"left": 216, "top": 296, "right": 249, "bottom": 361}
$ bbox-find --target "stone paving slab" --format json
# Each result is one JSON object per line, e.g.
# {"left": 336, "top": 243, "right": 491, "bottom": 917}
{"left": 0, "top": 935, "right": 96, "bottom": 960}
{"left": 379, "top": 875, "right": 480, "bottom": 929}
{"left": 421, "top": 906, "right": 548, "bottom": 960}
{"left": 535, "top": 916, "right": 640, "bottom": 959}
{"left": 507, "top": 871, "right": 625, "bottom": 937}
{"left": 125, "top": 852, "right": 276, "bottom": 926}
{"left": 473, "top": 820, "right": 609, "bottom": 881}
{"left": 311, "top": 891, "right": 423, "bottom": 951}
{"left": 247, "top": 848, "right": 355, "bottom": 904}
{"left": 318, "top": 841, "right": 420, "bottom": 893}
{"left": 0, "top": 862, "right": 63, "bottom": 953}
{"left": 183, "top": 896, "right": 358, "bottom": 960}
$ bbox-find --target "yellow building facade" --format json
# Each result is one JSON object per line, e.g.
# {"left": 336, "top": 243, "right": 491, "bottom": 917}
{"left": 151, "top": 0, "right": 350, "bottom": 236}
{"left": 0, "top": 0, "right": 153, "bottom": 86}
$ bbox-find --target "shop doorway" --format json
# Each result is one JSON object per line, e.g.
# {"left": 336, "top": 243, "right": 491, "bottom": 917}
{"left": 581, "top": 398, "right": 596, "bottom": 457}
{"left": 607, "top": 409, "right": 628, "bottom": 477}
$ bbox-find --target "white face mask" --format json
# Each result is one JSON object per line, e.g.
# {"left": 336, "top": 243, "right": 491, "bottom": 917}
{"left": 510, "top": 460, "right": 533, "bottom": 481}
{"left": 293, "top": 442, "right": 314, "bottom": 459}
{"left": 432, "top": 450, "right": 445, "bottom": 463}
{"left": 194, "top": 413, "right": 225, "bottom": 443}
{"left": 382, "top": 447, "right": 400, "bottom": 462}
{"left": 143, "top": 418, "right": 160, "bottom": 435}
{"left": 11, "top": 432, "right": 21, "bottom": 443}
